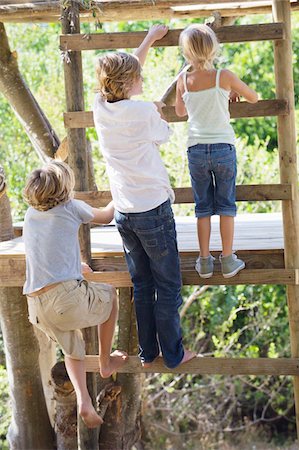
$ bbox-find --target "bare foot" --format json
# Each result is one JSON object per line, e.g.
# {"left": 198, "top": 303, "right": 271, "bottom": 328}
{"left": 100, "top": 350, "right": 128, "bottom": 378}
{"left": 179, "top": 349, "right": 196, "bottom": 365}
{"left": 79, "top": 400, "right": 103, "bottom": 429}
{"left": 142, "top": 355, "right": 160, "bottom": 369}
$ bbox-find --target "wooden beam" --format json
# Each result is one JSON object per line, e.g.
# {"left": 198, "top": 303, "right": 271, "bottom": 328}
{"left": 61, "top": 4, "right": 98, "bottom": 447}
{"left": 74, "top": 184, "right": 293, "bottom": 208}
{"left": 1, "top": 2, "right": 298, "bottom": 23}
{"left": 0, "top": 0, "right": 277, "bottom": 6}
{"left": 60, "top": 23, "right": 284, "bottom": 52}
{"left": 0, "top": 0, "right": 49, "bottom": 4}
{"left": 1, "top": 263, "right": 296, "bottom": 288}
{"left": 92, "top": 250, "right": 285, "bottom": 271}
{"left": 85, "top": 355, "right": 299, "bottom": 375}
{"left": 63, "top": 100, "right": 289, "bottom": 128}
{"left": 83, "top": 268, "right": 298, "bottom": 287}
{"left": 273, "top": 0, "right": 299, "bottom": 439}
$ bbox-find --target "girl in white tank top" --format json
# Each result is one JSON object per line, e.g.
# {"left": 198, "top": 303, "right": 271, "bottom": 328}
{"left": 175, "top": 24, "right": 258, "bottom": 279}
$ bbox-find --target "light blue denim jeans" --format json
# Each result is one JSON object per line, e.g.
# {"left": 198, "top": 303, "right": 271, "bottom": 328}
{"left": 114, "top": 199, "right": 184, "bottom": 369}
{"left": 187, "top": 143, "right": 237, "bottom": 218}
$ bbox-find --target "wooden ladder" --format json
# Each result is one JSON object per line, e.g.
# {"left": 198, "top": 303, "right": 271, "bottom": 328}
{"left": 60, "top": 0, "right": 299, "bottom": 437}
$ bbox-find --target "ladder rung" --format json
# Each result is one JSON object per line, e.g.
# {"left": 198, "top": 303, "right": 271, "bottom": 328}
{"left": 63, "top": 100, "right": 289, "bottom": 128}
{"left": 60, "top": 23, "right": 285, "bottom": 52}
{"left": 84, "top": 269, "right": 299, "bottom": 287}
{"left": 92, "top": 250, "right": 285, "bottom": 271}
{"left": 85, "top": 355, "right": 299, "bottom": 375}
{"left": 75, "top": 184, "right": 293, "bottom": 207}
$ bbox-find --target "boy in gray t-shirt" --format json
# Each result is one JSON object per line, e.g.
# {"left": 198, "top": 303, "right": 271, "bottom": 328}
{"left": 23, "top": 160, "right": 127, "bottom": 429}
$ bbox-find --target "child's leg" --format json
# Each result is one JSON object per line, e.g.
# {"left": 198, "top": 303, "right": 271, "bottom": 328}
{"left": 197, "top": 216, "right": 211, "bottom": 257}
{"left": 98, "top": 287, "right": 128, "bottom": 378}
{"left": 219, "top": 216, "right": 245, "bottom": 277}
{"left": 64, "top": 356, "right": 103, "bottom": 428}
{"left": 115, "top": 213, "right": 160, "bottom": 366}
{"left": 219, "top": 215, "right": 234, "bottom": 256}
{"left": 136, "top": 201, "right": 195, "bottom": 368}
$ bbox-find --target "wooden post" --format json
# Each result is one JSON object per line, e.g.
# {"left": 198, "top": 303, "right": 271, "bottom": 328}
{"left": 61, "top": 2, "right": 97, "bottom": 449}
{"left": 272, "top": 0, "right": 299, "bottom": 439}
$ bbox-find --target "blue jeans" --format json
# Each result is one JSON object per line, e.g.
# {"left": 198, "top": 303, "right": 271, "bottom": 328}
{"left": 187, "top": 143, "right": 237, "bottom": 218}
{"left": 114, "top": 200, "right": 184, "bottom": 369}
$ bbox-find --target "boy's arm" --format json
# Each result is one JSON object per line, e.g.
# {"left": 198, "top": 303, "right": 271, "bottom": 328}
{"left": 135, "top": 24, "right": 168, "bottom": 67}
{"left": 91, "top": 201, "right": 114, "bottom": 224}
{"left": 175, "top": 75, "right": 187, "bottom": 117}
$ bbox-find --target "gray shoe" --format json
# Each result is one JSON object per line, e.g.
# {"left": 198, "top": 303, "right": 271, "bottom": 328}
{"left": 195, "top": 255, "right": 215, "bottom": 278}
{"left": 220, "top": 253, "right": 245, "bottom": 278}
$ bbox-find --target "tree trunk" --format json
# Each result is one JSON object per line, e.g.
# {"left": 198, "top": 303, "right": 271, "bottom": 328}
{"left": 51, "top": 361, "right": 77, "bottom": 450}
{"left": 34, "top": 328, "right": 56, "bottom": 427}
{"left": 0, "top": 166, "right": 54, "bottom": 449}
{"left": 98, "top": 288, "right": 142, "bottom": 450}
{"left": 0, "top": 22, "right": 60, "bottom": 159}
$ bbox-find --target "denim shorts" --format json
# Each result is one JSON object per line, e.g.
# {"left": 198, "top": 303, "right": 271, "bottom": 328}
{"left": 187, "top": 143, "right": 237, "bottom": 218}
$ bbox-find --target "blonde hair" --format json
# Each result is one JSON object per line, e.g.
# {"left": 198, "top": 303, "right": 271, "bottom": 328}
{"left": 179, "top": 24, "right": 219, "bottom": 70}
{"left": 23, "top": 160, "right": 75, "bottom": 211}
{"left": 96, "top": 52, "right": 141, "bottom": 102}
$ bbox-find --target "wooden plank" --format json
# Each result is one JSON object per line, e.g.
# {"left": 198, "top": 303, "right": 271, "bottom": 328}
{"left": 0, "top": 0, "right": 275, "bottom": 6}
{"left": 61, "top": 1, "right": 92, "bottom": 266}
{"left": 83, "top": 268, "right": 298, "bottom": 287}
{"left": 74, "top": 185, "right": 292, "bottom": 208}
{"left": 63, "top": 100, "right": 289, "bottom": 128}
{"left": 0, "top": 213, "right": 285, "bottom": 258}
{"left": 0, "top": 258, "right": 26, "bottom": 287}
{"left": 85, "top": 355, "right": 299, "bottom": 375}
{"left": 60, "top": 23, "right": 284, "bottom": 51}
{"left": 273, "top": 0, "right": 299, "bottom": 439}
{"left": 91, "top": 250, "right": 285, "bottom": 271}
{"left": 0, "top": 0, "right": 49, "bottom": 4}
{"left": 1, "top": 263, "right": 296, "bottom": 288}
{"left": 87, "top": 0, "right": 287, "bottom": 4}
{"left": 1, "top": 2, "right": 298, "bottom": 23}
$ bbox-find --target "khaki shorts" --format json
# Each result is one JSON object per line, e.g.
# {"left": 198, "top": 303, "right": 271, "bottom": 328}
{"left": 27, "top": 279, "right": 114, "bottom": 360}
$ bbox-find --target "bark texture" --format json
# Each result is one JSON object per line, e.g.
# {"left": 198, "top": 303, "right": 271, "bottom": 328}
{"left": 51, "top": 362, "right": 77, "bottom": 450}
{"left": 98, "top": 288, "right": 142, "bottom": 450}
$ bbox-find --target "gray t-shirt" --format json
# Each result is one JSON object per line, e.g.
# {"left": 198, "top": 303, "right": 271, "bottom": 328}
{"left": 23, "top": 199, "right": 94, "bottom": 295}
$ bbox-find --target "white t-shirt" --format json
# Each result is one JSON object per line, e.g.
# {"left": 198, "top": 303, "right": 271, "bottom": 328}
{"left": 93, "top": 95, "right": 175, "bottom": 213}
{"left": 23, "top": 199, "right": 94, "bottom": 294}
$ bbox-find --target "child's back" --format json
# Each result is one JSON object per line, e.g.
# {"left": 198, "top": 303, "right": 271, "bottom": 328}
{"left": 93, "top": 96, "right": 174, "bottom": 213}
{"left": 23, "top": 199, "right": 92, "bottom": 294}
{"left": 182, "top": 68, "right": 235, "bottom": 146}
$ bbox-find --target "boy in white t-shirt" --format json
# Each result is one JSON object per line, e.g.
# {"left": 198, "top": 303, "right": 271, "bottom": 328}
{"left": 93, "top": 25, "right": 195, "bottom": 369}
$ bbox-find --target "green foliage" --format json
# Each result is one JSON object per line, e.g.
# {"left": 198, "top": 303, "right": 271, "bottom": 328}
{"left": 142, "top": 284, "right": 295, "bottom": 449}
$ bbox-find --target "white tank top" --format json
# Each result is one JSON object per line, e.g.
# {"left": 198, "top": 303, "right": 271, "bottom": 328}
{"left": 182, "top": 69, "right": 236, "bottom": 147}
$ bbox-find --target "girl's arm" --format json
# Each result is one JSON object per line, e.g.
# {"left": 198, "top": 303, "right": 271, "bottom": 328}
{"left": 223, "top": 70, "right": 258, "bottom": 103}
{"left": 175, "top": 74, "right": 187, "bottom": 117}
{"left": 135, "top": 24, "right": 168, "bottom": 67}
{"left": 91, "top": 201, "right": 114, "bottom": 224}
